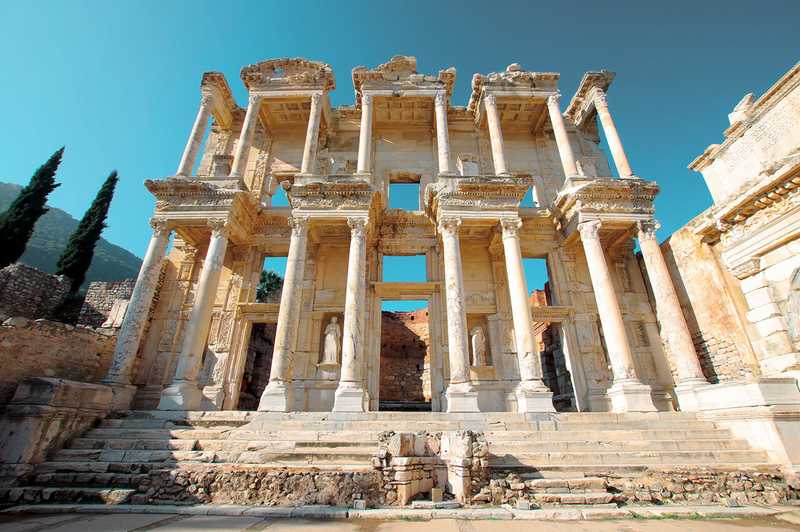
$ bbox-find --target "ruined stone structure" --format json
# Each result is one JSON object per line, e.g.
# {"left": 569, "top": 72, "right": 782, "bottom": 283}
{"left": 2, "top": 58, "right": 799, "bottom": 511}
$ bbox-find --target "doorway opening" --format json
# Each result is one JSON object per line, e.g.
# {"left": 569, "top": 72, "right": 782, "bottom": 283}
{"left": 237, "top": 322, "right": 276, "bottom": 410}
{"left": 379, "top": 299, "right": 431, "bottom": 411}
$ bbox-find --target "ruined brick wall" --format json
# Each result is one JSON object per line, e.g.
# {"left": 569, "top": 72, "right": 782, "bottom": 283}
{"left": 0, "top": 317, "right": 116, "bottom": 404}
{"left": 646, "top": 225, "right": 760, "bottom": 383}
{"left": 380, "top": 310, "right": 430, "bottom": 402}
{"left": 0, "top": 263, "right": 70, "bottom": 320}
{"left": 78, "top": 278, "right": 136, "bottom": 327}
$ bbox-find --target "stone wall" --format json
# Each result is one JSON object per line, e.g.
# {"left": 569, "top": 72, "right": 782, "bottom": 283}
{"left": 0, "top": 317, "right": 116, "bottom": 405}
{"left": 650, "top": 226, "right": 760, "bottom": 383}
{"left": 78, "top": 278, "right": 136, "bottom": 327}
{"left": 379, "top": 310, "right": 430, "bottom": 403}
{"left": 0, "top": 263, "right": 70, "bottom": 320}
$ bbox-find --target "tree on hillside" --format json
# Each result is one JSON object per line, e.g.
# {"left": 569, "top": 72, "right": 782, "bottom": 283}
{"left": 0, "top": 147, "right": 64, "bottom": 268}
{"left": 256, "top": 270, "right": 283, "bottom": 302}
{"left": 56, "top": 171, "right": 119, "bottom": 292}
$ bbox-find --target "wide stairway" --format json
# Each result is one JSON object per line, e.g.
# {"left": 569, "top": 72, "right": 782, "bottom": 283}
{"left": 3, "top": 410, "right": 778, "bottom": 506}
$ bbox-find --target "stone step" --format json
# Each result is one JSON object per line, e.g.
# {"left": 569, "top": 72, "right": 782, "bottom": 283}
{"left": 53, "top": 447, "right": 378, "bottom": 465}
{"left": 0, "top": 486, "right": 135, "bottom": 505}
{"left": 99, "top": 418, "right": 249, "bottom": 430}
{"left": 70, "top": 438, "right": 200, "bottom": 451}
{"left": 525, "top": 477, "right": 607, "bottom": 492}
{"left": 32, "top": 472, "right": 146, "bottom": 487}
{"left": 84, "top": 428, "right": 232, "bottom": 440}
{"left": 484, "top": 429, "right": 731, "bottom": 442}
{"left": 533, "top": 491, "right": 616, "bottom": 505}
{"left": 490, "top": 438, "right": 753, "bottom": 453}
{"left": 67, "top": 437, "right": 378, "bottom": 453}
{"left": 488, "top": 449, "right": 770, "bottom": 467}
{"left": 34, "top": 460, "right": 375, "bottom": 475}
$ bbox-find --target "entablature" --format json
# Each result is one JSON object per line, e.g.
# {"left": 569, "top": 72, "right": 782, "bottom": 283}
{"left": 564, "top": 70, "right": 615, "bottom": 127}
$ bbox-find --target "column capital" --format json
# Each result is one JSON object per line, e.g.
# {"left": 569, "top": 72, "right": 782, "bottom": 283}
{"left": 288, "top": 215, "right": 310, "bottom": 236}
{"left": 361, "top": 93, "right": 373, "bottom": 106}
{"left": 484, "top": 92, "right": 497, "bottom": 107}
{"left": 149, "top": 218, "right": 171, "bottom": 235}
{"left": 200, "top": 92, "right": 214, "bottom": 108}
{"left": 438, "top": 216, "right": 462, "bottom": 236}
{"left": 347, "top": 216, "right": 368, "bottom": 237}
{"left": 207, "top": 218, "right": 230, "bottom": 238}
{"left": 247, "top": 93, "right": 263, "bottom": 106}
{"left": 577, "top": 220, "right": 602, "bottom": 240}
{"left": 500, "top": 216, "right": 523, "bottom": 238}
{"left": 309, "top": 92, "right": 322, "bottom": 106}
{"left": 591, "top": 89, "right": 609, "bottom": 112}
{"left": 546, "top": 93, "right": 561, "bottom": 108}
{"left": 636, "top": 220, "right": 660, "bottom": 241}
{"left": 434, "top": 91, "right": 448, "bottom": 107}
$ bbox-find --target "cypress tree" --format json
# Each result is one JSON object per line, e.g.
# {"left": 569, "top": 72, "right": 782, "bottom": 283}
{"left": 0, "top": 147, "right": 64, "bottom": 268}
{"left": 56, "top": 171, "right": 119, "bottom": 292}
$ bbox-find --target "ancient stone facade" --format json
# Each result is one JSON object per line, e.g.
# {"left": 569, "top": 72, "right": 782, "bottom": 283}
{"left": 78, "top": 278, "right": 136, "bottom": 327}
{"left": 0, "top": 263, "right": 70, "bottom": 320}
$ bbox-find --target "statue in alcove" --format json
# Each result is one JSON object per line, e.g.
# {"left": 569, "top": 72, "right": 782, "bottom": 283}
{"left": 470, "top": 325, "right": 488, "bottom": 366}
{"left": 321, "top": 316, "right": 342, "bottom": 365}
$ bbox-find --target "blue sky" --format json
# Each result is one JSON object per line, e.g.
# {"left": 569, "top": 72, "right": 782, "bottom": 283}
{"left": 1, "top": 1, "right": 798, "bottom": 311}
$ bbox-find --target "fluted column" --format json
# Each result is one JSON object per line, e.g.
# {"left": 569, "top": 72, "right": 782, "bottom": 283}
{"left": 158, "top": 219, "right": 230, "bottom": 410}
{"left": 300, "top": 93, "right": 323, "bottom": 175}
{"left": 176, "top": 94, "right": 213, "bottom": 177}
{"left": 258, "top": 216, "right": 310, "bottom": 412}
{"left": 578, "top": 220, "right": 655, "bottom": 412}
{"left": 333, "top": 216, "right": 369, "bottom": 412}
{"left": 484, "top": 93, "right": 510, "bottom": 176}
{"left": 546, "top": 94, "right": 578, "bottom": 177}
{"left": 434, "top": 91, "right": 453, "bottom": 175}
{"left": 439, "top": 216, "right": 479, "bottom": 412}
{"left": 231, "top": 94, "right": 262, "bottom": 178}
{"left": 356, "top": 93, "right": 374, "bottom": 175}
{"left": 592, "top": 91, "right": 634, "bottom": 179}
{"left": 637, "top": 220, "right": 708, "bottom": 410}
{"left": 500, "top": 217, "right": 555, "bottom": 412}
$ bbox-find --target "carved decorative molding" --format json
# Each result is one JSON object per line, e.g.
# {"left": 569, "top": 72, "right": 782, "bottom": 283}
{"left": 636, "top": 220, "right": 660, "bottom": 241}
{"left": 438, "top": 216, "right": 462, "bottom": 236}
{"left": 500, "top": 216, "right": 523, "bottom": 238}
{"left": 577, "top": 220, "right": 601, "bottom": 240}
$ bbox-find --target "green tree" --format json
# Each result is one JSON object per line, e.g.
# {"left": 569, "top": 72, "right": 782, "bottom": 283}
{"left": 0, "top": 147, "right": 64, "bottom": 268}
{"left": 56, "top": 171, "right": 119, "bottom": 291}
{"left": 256, "top": 270, "right": 283, "bottom": 302}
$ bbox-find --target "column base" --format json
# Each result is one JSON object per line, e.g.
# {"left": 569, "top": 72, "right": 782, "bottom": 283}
{"left": 157, "top": 380, "right": 203, "bottom": 411}
{"left": 445, "top": 383, "right": 480, "bottom": 413}
{"left": 257, "top": 381, "right": 293, "bottom": 412}
{"left": 332, "top": 383, "right": 368, "bottom": 412}
{"left": 101, "top": 382, "right": 138, "bottom": 412}
{"left": 608, "top": 380, "right": 657, "bottom": 412}
{"left": 515, "top": 384, "right": 556, "bottom": 413}
{"left": 673, "top": 379, "right": 710, "bottom": 412}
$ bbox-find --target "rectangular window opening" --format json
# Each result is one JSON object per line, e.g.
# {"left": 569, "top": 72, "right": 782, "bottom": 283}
{"left": 388, "top": 182, "right": 421, "bottom": 211}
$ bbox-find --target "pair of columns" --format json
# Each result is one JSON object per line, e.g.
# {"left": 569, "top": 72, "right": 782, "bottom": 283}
{"left": 577, "top": 219, "right": 706, "bottom": 412}
{"left": 176, "top": 91, "right": 325, "bottom": 179}
{"left": 482, "top": 91, "right": 634, "bottom": 180}
{"left": 356, "top": 91, "right": 453, "bottom": 176}
{"left": 258, "top": 216, "right": 370, "bottom": 412}
{"left": 438, "top": 215, "right": 554, "bottom": 413}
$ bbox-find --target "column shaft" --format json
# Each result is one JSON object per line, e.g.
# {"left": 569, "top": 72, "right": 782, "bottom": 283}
{"left": 434, "top": 91, "right": 452, "bottom": 175}
{"left": 593, "top": 91, "right": 634, "bottom": 178}
{"left": 104, "top": 220, "right": 170, "bottom": 385}
{"left": 258, "top": 216, "right": 309, "bottom": 411}
{"left": 300, "top": 93, "right": 323, "bottom": 175}
{"left": 439, "top": 218, "right": 471, "bottom": 384}
{"left": 356, "top": 94, "right": 373, "bottom": 174}
{"left": 546, "top": 94, "right": 578, "bottom": 177}
{"left": 637, "top": 221, "right": 706, "bottom": 383}
{"left": 176, "top": 94, "right": 213, "bottom": 177}
{"left": 578, "top": 221, "right": 639, "bottom": 383}
{"left": 500, "top": 218, "right": 545, "bottom": 386}
{"left": 484, "top": 93, "right": 509, "bottom": 176}
{"left": 231, "top": 94, "right": 262, "bottom": 178}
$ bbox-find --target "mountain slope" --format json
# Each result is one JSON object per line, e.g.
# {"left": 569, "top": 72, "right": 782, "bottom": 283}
{"left": 0, "top": 182, "right": 142, "bottom": 288}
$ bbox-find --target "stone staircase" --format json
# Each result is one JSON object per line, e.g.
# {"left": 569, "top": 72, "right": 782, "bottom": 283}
{"left": 0, "top": 410, "right": 783, "bottom": 508}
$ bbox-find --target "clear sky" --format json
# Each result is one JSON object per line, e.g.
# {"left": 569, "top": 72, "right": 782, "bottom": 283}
{"left": 1, "top": 1, "right": 798, "bottom": 311}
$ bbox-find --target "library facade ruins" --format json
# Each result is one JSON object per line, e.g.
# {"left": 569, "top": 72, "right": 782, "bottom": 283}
{"left": 1, "top": 57, "right": 799, "bottom": 510}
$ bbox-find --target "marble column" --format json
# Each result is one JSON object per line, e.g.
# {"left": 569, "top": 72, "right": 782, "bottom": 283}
{"left": 356, "top": 93, "right": 374, "bottom": 175}
{"left": 434, "top": 91, "right": 453, "bottom": 175}
{"left": 158, "top": 219, "right": 230, "bottom": 410}
{"left": 231, "top": 94, "right": 262, "bottom": 179}
{"left": 258, "top": 216, "right": 310, "bottom": 412}
{"left": 637, "top": 220, "right": 708, "bottom": 410}
{"left": 333, "top": 216, "right": 369, "bottom": 412}
{"left": 102, "top": 219, "right": 171, "bottom": 409}
{"left": 577, "top": 220, "right": 655, "bottom": 412}
{"left": 439, "top": 216, "right": 479, "bottom": 412}
{"left": 546, "top": 94, "right": 579, "bottom": 178}
{"left": 499, "top": 217, "right": 555, "bottom": 412}
{"left": 592, "top": 91, "right": 634, "bottom": 179}
{"left": 484, "top": 93, "right": 510, "bottom": 176}
{"left": 176, "top": 94, "right": 213, "bottom": 177}
{"left": 300, "top": 93, "right": 323, "bottom": 175}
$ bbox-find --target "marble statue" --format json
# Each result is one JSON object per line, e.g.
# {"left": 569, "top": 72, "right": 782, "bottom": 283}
{"left": 470, "top": 325, "right": 487, "bottom": 367}
{"left": 321, "top": 316, "right": 341, "bottom": 365}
